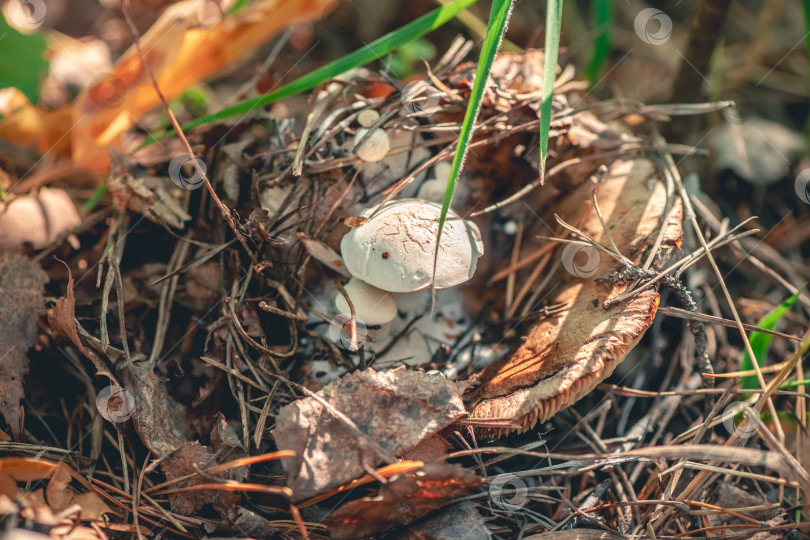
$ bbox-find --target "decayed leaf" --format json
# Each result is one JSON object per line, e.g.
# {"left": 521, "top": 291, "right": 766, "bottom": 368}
{"left": 45, "top": 463, "right": 73, "bottom": 511}
{"left": 400, "top": 501, "right": 490, "bottom": 540}
{"left": 272, "top": 367, "right": 466, "bottom": 500}
{"left": 117, "top": 362, "right": 186, "bottom": 458}
{"left": 70, "top": 0, "right": 336, "bottom": 171}
{"left": 0, "top": 88, "right": 72, "bottom": 156}
{"left": 468, "top": 157, "right": 683, "bottom": 435}
{"left": 160, "top": 441, "right": 218, "bottom": 515}
{"left": 327, "top": 463, "right": 483, "bottom": 540}
{"left": 0, "top": 252, "right": 48, "bottom": 438}
{"left": 297, "top": 232, "right": 351, "bottom": 277}
{"left": 48, "top": 268, "right": 115, "bottom": 380}
{"left": 0, "top": 187, "right": 82, "bottom": 249}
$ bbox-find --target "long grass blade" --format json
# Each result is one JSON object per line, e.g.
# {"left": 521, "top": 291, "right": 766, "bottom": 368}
{"left": 740, "top": 290, "right": 801, "bottom": 390}
{"left": 585, "top": 0, "right": 612, "bottom": 86}
{"left": 432, "top": 0, "right": 513, "bottom": 293}
{"left": 538, "top": 0, "right": 563, "bottom": 184}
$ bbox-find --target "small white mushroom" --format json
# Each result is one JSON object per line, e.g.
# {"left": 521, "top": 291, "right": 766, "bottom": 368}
{"left": 354, "top": 128, "right": 390, "bottom": 163}
{"left": 417, "top": 162, "right": 454, "bottom": 202}
{"left": 340, "top": 198, "right": 484, "bottom": 293}
{"left": 357, "top": 109, "right": 380, "bottom": 128}
{"left": 334, "top": 277, "right": 398, "bottom": 326}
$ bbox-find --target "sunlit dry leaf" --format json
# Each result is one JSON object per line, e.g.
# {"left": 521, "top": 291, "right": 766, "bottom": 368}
{"left": 72, "top": 491, "right": 114, "bottom": 521}
{"left": 0, "top": 88, "right": 72, "bottom": 156}
{"left": 273, "top": 367, "right": 467, "bottom": 500}
{"left": 71, "top": 0, "right": 337, "bottom": 171}
{"left": 45, "top": 463, "right": 73, "bottom": 511}
{"left": 327, "top": 463, "right": 483, "bottom": 540}
{"left": 0, "top": 252, "right": 47, "bottom": 438}
{"left": 468, "top": 158, "right": 683, "bottom": 435}
{"left": 297, "top": 232, "right": 351, "bottom": 277}
{"left": 0, "top": 187, "right": 81, "bottom": 249}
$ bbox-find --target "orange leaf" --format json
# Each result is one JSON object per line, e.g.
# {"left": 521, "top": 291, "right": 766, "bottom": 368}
{"left": 71, "top": 0, "right": 336, "bottom": 172}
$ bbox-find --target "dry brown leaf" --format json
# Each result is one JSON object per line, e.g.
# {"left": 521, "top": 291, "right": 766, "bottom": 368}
{"left": 327, "top": 463, "right": 483, "bottom": 540}
{"left": 272, "top": 367, "right": 467, "bottom": 501}
{"left": 0, "top": 251, "right": 48, "bottom": 438}
{"left": 0, "top": 187, "right": 82, "bottom": 249}
{"left": 72, "top": 491, "right": 114, "bottom": 521}
{"left": 297, "top": 232, "right": 351, "bottom": 277}
{"left": 468, "top": 157, "right": 683, "bottom": 435}
{"left": 117, "top": 362, "right": 186, "bottom": 459}
{"left": 71, "top": 0, "right": 336, "bottom": 171}
{"left": 400, "top": 501, "right": 490, "bottom": 540}
{"left": 45, "top": 463, "right": 73, "bottom": 511}
{"left": 160, "top": 441, "right": 218, "bottom": 515}
{"left": 48, "top": 268, "right": 115, "bottom": 380}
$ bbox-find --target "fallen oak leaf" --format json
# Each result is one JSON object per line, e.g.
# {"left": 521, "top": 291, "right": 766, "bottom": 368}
{"left": 327, "top": 463, "right": 483, "bottom": 540}
{"left": 0, "top": 251, "right": 48, "bottom": 438}
{"left": 272, "top": 367, "right": 467, "bottom": 501}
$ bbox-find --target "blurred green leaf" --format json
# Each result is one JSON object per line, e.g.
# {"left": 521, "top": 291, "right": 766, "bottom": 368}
{"left": 0, "top": 15, "right": 49, "bottom": 103}
{"left": 585, "top": 0, "right": 612, "bottom": 85}
{"left": 740, "top": 290, "right": 802, "bottom": 390}
{"left": 538, "top": 0, "right": 563, "bottom": 183}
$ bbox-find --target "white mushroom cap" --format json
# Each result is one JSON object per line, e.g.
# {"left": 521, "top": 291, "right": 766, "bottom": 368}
{"left": 340, "top": 198, "right": 484, "bottom": 293}
{"left": 334, "top": 277, "right": 398, "bottom": 326}
{"left": 357, "top": 109, "right": 380, "bottom": 128}
{"left": 417, "top": 162, "right": 454, "bottom": 201}
{"left": 354, "top": 128, "right": 390, "bottom": 163}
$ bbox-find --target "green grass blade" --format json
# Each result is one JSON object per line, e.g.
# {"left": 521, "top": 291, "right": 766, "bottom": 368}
{"left": 432, "top": 0, "right": 513, "bottom": 287}
{"left": 538, "top": 0, "right": 563, "bottom": 183}
{"left": 740, "top": 290, "right": 802, "bottom": 390}
{"left": 584, "top": 0, "right": 612, "bottom": 86}
{"left": 142, "top": 0, "right": 479, "bottom": 147}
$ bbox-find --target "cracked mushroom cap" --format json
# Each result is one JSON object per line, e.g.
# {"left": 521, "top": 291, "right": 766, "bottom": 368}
{"left": 340, "top": 198, "right": 484, "bottom": 293}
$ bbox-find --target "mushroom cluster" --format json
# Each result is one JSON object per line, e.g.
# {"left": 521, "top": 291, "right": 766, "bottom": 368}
{"left": 335, "top": 198, "right": 484, "bottom": 330}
